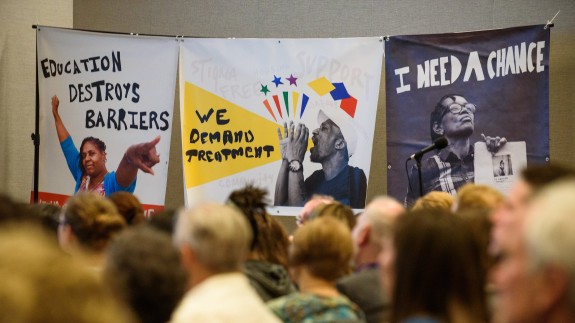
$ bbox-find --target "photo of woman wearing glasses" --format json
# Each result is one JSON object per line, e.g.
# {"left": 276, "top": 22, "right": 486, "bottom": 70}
{"left": 405, "top": 94, "right": 507, "bottom": 206}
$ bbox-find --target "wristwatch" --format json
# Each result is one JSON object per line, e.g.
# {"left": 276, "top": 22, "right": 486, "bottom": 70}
{"left": 288, "top": 159, "right": 303, "bottom": 172}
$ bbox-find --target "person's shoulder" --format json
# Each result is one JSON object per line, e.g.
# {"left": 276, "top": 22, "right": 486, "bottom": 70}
{"left": 305, "top": 169, "right": 325, "bottom": 182}
{"left": 266, "top": 293, "right": 298, "bottom": 316}
{"left": 338, "top": 268, "right": 379, "bottom": 287}
{"left": 337, "top": 269, "right": 384, "bottom": 305}
{"left": 348, "top": 165, "right": 366, "bottom": 175}
{"left": 401, "top": 316, "right": 443, "bottom": 323}
{"left": 347, "top": 166, "right": 367, "bottom": 183}
{"left": 60, "top": 135, "right": 74, "bottom": 146}
{"left": 319, "top": 294, "right": 366, "bottom": 321}
{"left": 60, "top": 136, "right": 78, "bottom": 154}
{"left": 244, "top": 261, "right": 295, "bottom": 301}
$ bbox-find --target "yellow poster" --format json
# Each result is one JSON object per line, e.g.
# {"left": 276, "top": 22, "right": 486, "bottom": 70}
{"left": 180, "top": 38, "right": 383, "bottom": 213}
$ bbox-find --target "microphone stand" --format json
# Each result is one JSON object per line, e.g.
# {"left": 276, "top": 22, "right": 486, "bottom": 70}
{"left": 406, "top": 136, "right": 448, "bottom": 200}
{"left": 415, "top": 154, "right": 424, "bottom": 198}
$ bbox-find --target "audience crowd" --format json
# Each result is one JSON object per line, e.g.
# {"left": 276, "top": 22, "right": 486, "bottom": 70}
{"left": 1, "top": 162, "right": 575, "bottom": 322}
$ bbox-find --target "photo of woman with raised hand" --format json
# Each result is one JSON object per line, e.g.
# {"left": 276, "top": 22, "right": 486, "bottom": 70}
{"left": 51, "top": 95, "right": 161, "bottom": 196}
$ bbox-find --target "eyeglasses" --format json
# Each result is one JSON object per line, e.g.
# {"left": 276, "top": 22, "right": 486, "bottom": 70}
{"left": 444, "top": 102, "right": 476, "bottom": 115}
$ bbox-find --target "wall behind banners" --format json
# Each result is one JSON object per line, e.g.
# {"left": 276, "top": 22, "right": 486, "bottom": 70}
{"left": 0, "top": 0, "right": 72, "bottom": 197}
{"left": 2, "top": 0, "right": 574, "bottom": 233}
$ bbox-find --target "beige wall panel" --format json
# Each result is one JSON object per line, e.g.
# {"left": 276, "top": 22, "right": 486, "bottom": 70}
{"left": 0, "top": 0, "right": 72, "bottom": 200}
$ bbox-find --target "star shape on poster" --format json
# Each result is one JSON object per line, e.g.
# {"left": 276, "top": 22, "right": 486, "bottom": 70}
{"left": 286, "top": 74, "right": 298, "bottom": 86}
{"left": 260, "top": 84, "right": 270, "bottom": 95}
{"left": 272, "top": 75, "right": 284, "bottom": 87}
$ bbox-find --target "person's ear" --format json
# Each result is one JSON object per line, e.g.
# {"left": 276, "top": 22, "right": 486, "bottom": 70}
{"left": 535, "top": 266, "right": 569, "bottom": 311}
{"left": 357, "top": 224, "right": 371, "bottom": 247}
{"left": 433, "top": 121, "right": 444, "bottom": 136}
{"left": 335, "top": 138, "right": 346, "bottom": 150}
{"left": 179, "top": 244, "right": 196, "bottom": 272}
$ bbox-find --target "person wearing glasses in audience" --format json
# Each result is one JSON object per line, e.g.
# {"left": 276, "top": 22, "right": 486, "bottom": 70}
{"left": 405, "top": 94, "right": 506, "bottom": 206}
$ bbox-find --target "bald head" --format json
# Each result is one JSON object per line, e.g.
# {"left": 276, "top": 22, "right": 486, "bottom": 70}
{"left": 352, "top": 196, "right": 405, "bottom": 267}
{"left": 365, "top": 196, "right": 405, "bottom": 223}
{"left": 296, "top": 195, "right": 334, "bottom": 227}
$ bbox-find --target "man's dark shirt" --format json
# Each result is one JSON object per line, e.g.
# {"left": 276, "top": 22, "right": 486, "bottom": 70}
{"left": 405, "top": 145, "right": 474, "bottom": 206}
{"left": 337, "top": 266, "right": 388, "bottom": 323}
{"left": 305, "top": 165, "right": 367, "bottom": 208}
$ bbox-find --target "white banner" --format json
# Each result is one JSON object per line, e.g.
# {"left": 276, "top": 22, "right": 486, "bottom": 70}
{"left": 36, "top": 27, "right": 178, "bottom": 216}
{"left": 180, "top": 37, "right": 383, "bottom": 214}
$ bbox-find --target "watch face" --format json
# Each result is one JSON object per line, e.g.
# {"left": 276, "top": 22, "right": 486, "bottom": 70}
{"left": 289, "top": 160, "right": 301, "bottom": 171}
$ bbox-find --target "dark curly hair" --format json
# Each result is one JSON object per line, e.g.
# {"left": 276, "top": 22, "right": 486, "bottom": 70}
{"left": 227, "top": 184, "right": 268, "bottom": 250}
{"left": 227, "top": 184, "right": 290, "bottom": 268}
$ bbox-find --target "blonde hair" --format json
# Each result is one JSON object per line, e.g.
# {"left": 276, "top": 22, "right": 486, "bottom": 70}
{"left": 308, "top": 201, "right": 356, "bottom": 229}
{"left": 455, "top": 183, "right": 504, "bottom": 213}
{"left": 63, "top": 192, "right": 126, "bottom": 252}
{"left": 411, "top": 191, "right": 455, "bottom": 212}
{"left": 0, "top": 225, "right": 135, "bottom": 323}
{"left": 290, "top": 217, "right": 354, "bottom": 282}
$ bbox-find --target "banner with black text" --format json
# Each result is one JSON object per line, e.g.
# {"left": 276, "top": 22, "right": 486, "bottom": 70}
{"left": 180, "top": 37, "right": 383, "bottom": 214}
{"left": 36, "top": 27, "right": 178, "bottom": 216}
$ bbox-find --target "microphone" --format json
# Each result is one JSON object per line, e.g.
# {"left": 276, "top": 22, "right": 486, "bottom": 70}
{"left": 408, "top": 137, "right": 448, "bottom": 161}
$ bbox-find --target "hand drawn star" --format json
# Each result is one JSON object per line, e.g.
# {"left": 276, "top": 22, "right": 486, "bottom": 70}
{"left": 260, "top": 84, "right": 270, "bottom": 95}
{"left": 272, "top": 75, "right": 284, "bottom": 87}
{"left": 286, "top": 74, "right": 298, "bottom": 86}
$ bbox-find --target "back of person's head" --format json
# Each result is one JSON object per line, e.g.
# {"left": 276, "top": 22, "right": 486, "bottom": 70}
{"left": 0, "top": 225, "right": 135, "bottom": 323}
{"left": 28, "top": 202, "right": 62, "bottom": 236}
{"left": 360, "top": 196, "right": 406, "bottom": 249}
{"left": 521, "top": 163, "right": 575, "bottom": 194}
{"left": 62, "top": 192, "right": 126, "bottom": 252}
{"left": 290, "top": 217, "right": 354, "bottom": 282}
{"left": 456, "top": 208, "right": 493, "bottom": 278}
{"left": 147, "top": 207, "right": 177, "bottom": 235}
{"left": 391, "top": 208, "right": 488, "bottom": 323}
{"left": 453, "top": 185, "right": 499, "bottom": 277}
{"left": 454, "top": 183, "right": 504, "bottom": 213}
{"left": 108, "top": 192, "right": 146, "bottom": 225}
{"left": 356, "top": 207, "right": 396, "bottom": 252}
{"left": 297, "top": 194, "right": 335, "bottom": 227}
{"left": 411, "top": 190, "right": 455, "bottom": 212}
{"left": 227, "top": 184, "right": 290, "bottom": 267}
{"left": 264, "top": 217, "right": 291, "bottom": 268}
{"left": 104, "top": 226, "right": 187, "bottom": 323}
{"left": 365, "top": 195, "right": 405, "bottom": 222}
{"left": 0, "top": 194, "right": 35, "bottom": 225}
{"left": 308, "top": 201, "right": 356, "bottom": 229}
{"left": 174, "top": 202, "right": 252, "bottom": 273}
{"left": 524, "top": 179, "right": 575, "bottom": 312}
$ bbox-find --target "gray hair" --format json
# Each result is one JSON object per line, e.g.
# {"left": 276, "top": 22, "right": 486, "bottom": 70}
{"left": 524, "top": 179, "right": 575, "bottom": 311}
{"left": 173, "top": 202, "right": 252, "bottom": 273}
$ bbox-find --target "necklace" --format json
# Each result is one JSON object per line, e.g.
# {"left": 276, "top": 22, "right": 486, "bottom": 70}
{"left": 86, "top": 175, "right": 105, "bottom": 191}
